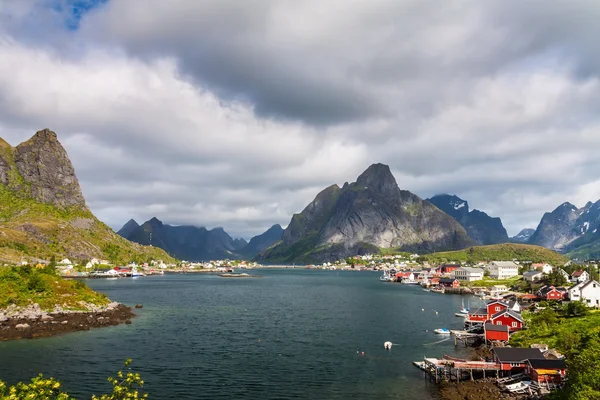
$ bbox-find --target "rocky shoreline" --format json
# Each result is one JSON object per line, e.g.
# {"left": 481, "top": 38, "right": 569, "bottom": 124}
{"left": 0, "top": 302, "right": 135, "bottom": 340}
{"left": 439, "top": 380, "right": 531, "bottom": 400}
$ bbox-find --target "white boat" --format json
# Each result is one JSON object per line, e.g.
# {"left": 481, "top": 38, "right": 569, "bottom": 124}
{"left": 505, "top": 381, "right": 533, "bottom": 393}
{"left": 433, "top": 328, "right": 451, "bottom": 334}
{"left": 379, "top": 272, "right": 393, "bottom": 282}
{"left": 455, "top": 299, "right": 469, "bottom": 316}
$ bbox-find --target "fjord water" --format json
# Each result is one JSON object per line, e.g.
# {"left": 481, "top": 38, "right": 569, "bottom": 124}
{"left": 0, "top": 269, "right": 472, "bottom": 399}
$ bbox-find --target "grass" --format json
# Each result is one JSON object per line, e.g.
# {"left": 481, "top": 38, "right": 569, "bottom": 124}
{"left": 462, "top": 276, "right": 523, "bottom": 288}
{"left": 0, "top": 265, "right": 109, "bottom": 311}
{"left": 510, "top": 309, "right": 600, "bottom": 352}
{"left": 420, "top": 243, "right": 569, "bottom": 265}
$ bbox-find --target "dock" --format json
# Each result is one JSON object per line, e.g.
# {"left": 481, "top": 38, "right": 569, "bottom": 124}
{"left": 413, "top": 356, "right": 501, "bottom": 382}
{"left": 450, "top": 329, "right": 484, "bottom": 346}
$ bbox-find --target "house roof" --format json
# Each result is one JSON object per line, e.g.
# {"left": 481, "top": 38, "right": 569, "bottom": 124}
{"left": 485, "top": 323, "right": 509, "bottom": 332}
{"left": 469, "top": 307, "right": 488, "bottom": 315}
{"left": 493, "top": 347, "right": 545, "bottom": 362}
{"left": 490, "top": 261, "right": 519, "bottom": 268}
{"left": 439, "top": 278, "right": 458, "bottom": 283}
{"left": 538, "top": 285, "right": 557, "bottom": 295}
{"left": 458, "top": 267, "right": 483, "bottom": 273}
{"left": 568, "top": 281, "right": 585, "bottom": 291}
{"left": 527, "top": 358, "right": 567, "bottom": 369}
{"left": 487, "top": 299, "right": 508, "bottom": 307}
{"left": 523, "top": 270, "right": 543, "bottom": 277}
{"left": 572, "top": 270, "right": 586, "bottom": 277}
{"left": 491, "top": 309, "right": 524, "bottom": 322}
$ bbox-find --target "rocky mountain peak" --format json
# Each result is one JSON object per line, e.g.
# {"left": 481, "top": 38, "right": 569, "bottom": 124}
{"left": 146, "top": 217, "right": 164, "bottom": 228}
{"left": 355, "top": 163, "right": 398, "bottom": 197}
{"left": 0, "top": 129, "right": 87, "bottom": 209}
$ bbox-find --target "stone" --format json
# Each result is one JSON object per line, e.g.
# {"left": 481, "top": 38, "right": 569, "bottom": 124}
{"left": 15, "top": 323, "right": 30, "bottom": 330}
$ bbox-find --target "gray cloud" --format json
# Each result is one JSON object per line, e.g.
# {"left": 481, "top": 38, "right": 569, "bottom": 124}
{"left": 0, "top": 0, "right": 600, "bottom": 239}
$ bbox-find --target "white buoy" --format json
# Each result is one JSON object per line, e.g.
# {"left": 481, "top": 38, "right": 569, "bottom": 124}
{"left": 384, "top": 341, "right": 392, "bottom": 350}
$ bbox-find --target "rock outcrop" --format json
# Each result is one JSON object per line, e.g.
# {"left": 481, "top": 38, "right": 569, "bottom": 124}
{"left": 260, "top": 163, "right": 473, "bottom": 262}
{"left": 511, "top": 228, "right": 535, "bottom": 243}
{"left": 427, "top": 194, "right": 509, "bottom": 245}
{"left": 0, "top": 129, "right": 87, "bottom": 208}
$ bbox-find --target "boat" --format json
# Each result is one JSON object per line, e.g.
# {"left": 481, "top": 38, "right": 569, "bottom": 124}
{"left": 433, "top": 328, "right": 451, "bottom": 334}
{"left": 423, "top": 288, "right": 431, "bottom": 292}
{"left": 455, "top": 299, "right": 469, "bottom": 317}
{"left": 504, "top": 381, "right": 533, "bottom": 393}
{"left": 379, "top": 271, "right": 393, "bottom": 282}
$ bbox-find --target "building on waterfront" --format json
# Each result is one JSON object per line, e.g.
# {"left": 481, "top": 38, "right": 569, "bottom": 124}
{"left": 485, "top": 261, "right": 519, "bottom": 279}
{"left": 438, "top": 278, "right": 460, "bottom": 288}
{"left": 492, "top": 347, "right": 546, "bottom": 373}
{"left": 525, "top": 359, "right": 567, "bottom": 384}
{"left": 435, "top": 263, "right": 461, "bottom": 276}
{"left": 452, "top": 267, "right": 484, "bottom": 282}
{"left": 484, "top": 323, "right": 509, "bottom": 342}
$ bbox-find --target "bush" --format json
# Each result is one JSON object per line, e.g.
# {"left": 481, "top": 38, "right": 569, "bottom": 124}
{"left": 27, "top": 273, "right": 49, "bottom": 293}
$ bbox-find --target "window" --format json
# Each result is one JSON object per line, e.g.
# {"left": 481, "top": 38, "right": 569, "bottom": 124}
{"left": 510, "top": 363, "right": 521, "bottom": 367}
{"left": 495, "top": 306, "right": 501, "bottom": 311}
{"left": 496, "top": 321, "right": 502, "bottom": 325}
{"left": 512, "top": 322, "right": 517, "bottom": 327}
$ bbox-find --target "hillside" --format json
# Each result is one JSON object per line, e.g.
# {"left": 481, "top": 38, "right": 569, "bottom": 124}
{"left": 419, "top": 243, "right": 569, "bottom": 265}
{"left": 0, "top": 129, "right": 174, "bottom": 264}
{"left": 259, "top": 163, "right": 473, "bottom": 263}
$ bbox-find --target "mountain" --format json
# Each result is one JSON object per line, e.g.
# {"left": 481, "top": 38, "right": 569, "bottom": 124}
{"left": 0, "top": 129, "right": 173, "bottom": 264}
{"left": 528, "top": 200, "right": 600, "bottom": 259}
{"left": 117, "top": 218, "right": 247, "bottom": 261}
{"left": 241, "top": 224, "right": 284, "bottom": 258}
{"left": 511, "top": 228, "right": 535, "bottom": 243}
{"left": 427, "top": 194, "right": 509, "bottom": 245}
{"left": 259, "top": 163, "right": 473, "bottom": 263}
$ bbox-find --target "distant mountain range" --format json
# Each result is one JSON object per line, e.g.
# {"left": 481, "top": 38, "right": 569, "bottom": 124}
{"left": 427, "top": 194, "right": 509, "bottom": 245}
{"left": 117, "top": 218, "right": 283, "bottom": 261}
{"left": 258, "top": 164, "right": 474, "bottom": 263}
{"left": 117, "top": 163, "right": 600, "bottom": 262}
{"left": 528, "top": 201, "right": 600, "bottom": 259}
{"left": 510, "top": 229, "right": 535, "bottom": 243}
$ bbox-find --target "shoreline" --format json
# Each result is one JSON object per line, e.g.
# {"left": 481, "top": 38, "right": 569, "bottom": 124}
{"left": 0, "top": 303, "right": 135, "bottom": 341}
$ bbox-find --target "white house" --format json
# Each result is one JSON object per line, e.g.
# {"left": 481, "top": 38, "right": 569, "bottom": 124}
{"left": 486, "top": 261, "right": 519, "bottom": 280}
{"left": 452, "top": 267, "right": 484, "bottom": 282}
{"left": 558, "top": 268, "right": 571, "bottom": 282}
{"left": 571, "top": 270, "right": 590, "bottom": 283}
{"left": 523, "top": 269, "right": 544, "bottom": 282}
{"left": 532, "top": 263, "right": 554, "bottom": 274}
{"left": 59, "top": 258, "right": 72, "bottom": 266}
{"left": 569, "top": 280, "right": 600, "bottom": 307}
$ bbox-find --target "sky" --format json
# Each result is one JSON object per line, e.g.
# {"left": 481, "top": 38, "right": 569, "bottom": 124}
{"left": 1, "top": 0, "right": 600, "bottom": 239}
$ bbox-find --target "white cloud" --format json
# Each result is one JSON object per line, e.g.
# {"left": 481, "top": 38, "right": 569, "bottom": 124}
{"left": 1, "top": 1, "right": 600, "bottom": 238}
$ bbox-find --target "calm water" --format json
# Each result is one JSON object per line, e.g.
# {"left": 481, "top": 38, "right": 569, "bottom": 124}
{"left": 0, "top": 269, "right": 474, "bottom": 399}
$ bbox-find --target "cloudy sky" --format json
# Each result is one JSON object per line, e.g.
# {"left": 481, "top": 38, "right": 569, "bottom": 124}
{"left": 1, "top": 0, "right": 600, "bottom": 239}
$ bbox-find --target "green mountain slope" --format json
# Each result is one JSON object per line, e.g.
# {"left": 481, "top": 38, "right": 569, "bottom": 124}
{"left": 420, "top": 243, "right": 569, "bottom": 265}
{"left": 0, "top": 129, "right": 174, "bottom": 264}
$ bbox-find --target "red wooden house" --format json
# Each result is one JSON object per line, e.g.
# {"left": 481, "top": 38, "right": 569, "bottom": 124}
{"left": 438, "top": 278, "right": 460, "bottom": 288}
{"left": 484, "top": 323, "right": 509, "bottom": 342}
{"left": 466, "top": 307, "right": 489, "bottom": 323}
{"left": 536, "top": 285, "right": 566, "bottom": 301}
{"left": 489, "top": 309, "right": 524, "bottom": 331}
{"left": 436, "top": 263, "right": 461, "bottom": 275}
{"left": 525, "top": 358, "right": 567, "bottom": 384}
{"left": 492, "top": 348, "right": 546, "bottom": 372}
{"left": 487, "top": 300, "right": 508, "bottom": 316}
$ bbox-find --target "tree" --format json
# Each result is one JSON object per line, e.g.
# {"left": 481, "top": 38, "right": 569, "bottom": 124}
{"left": 565, "top": 301, "right": 589, "bottom": 317}
{"left": 0, "top": 359, "right": 147, "bottom": 400}
{"left": 545, "top": 268, "right": 568, "bottom": 287}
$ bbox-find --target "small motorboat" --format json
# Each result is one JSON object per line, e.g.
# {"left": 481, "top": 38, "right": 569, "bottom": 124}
{"left": 384, "top": 341, "right": 393, "bottom": 350}
{"left": 433, "top": 328, "right": 451, "bottom": 334}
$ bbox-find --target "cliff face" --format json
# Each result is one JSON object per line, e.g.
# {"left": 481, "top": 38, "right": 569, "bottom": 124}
{"left": 0, "top": 129, "right": 87, "bottom": 209}
{"left": 260, "top": 163, "right": 473, "bottom": 263}
{"left": 529, "top": 200, "right": 600, "bottom": 259}
{"left": 0, "top": 129, "right": 173, "bottom": 264}
{"left": 427, "top": 194, "right": 509, "bottom": 245}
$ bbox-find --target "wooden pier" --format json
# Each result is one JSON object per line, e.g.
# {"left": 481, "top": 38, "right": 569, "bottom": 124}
{"left": 450, "top": 329, "right": 484, "bottom": 347}
{"left": 413, "top": 357, "right": 501, "bottom": 383}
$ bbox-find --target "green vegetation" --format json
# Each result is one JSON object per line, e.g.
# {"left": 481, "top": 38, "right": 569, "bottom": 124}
{"left": 0, "top": 265, "right": 108, "bottom": 310}
{"left": 0, "top": 184, "right": 174, "bottom": 265}
{"left": 0, "top": 359, "right": 147, "bottom": 399}
{"left": 510, "top": 307, "right": 600, "bottom": 399}
{"left": 462, "top": 276, "right": 522, "bottom": 288}
{"left": 418, "top": 243, "right": 569, "bottom": 265}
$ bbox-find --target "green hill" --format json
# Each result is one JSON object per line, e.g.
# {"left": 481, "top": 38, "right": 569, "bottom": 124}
{"left": 419, "top": 243, "right": 569, "bottom": 265}
{"left": 0, "top": 129, "right": 174, "bottom": 265}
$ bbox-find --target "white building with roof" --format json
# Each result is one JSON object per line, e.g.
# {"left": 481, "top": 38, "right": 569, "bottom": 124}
{"left": 568, "top": 280, "right": 600, "bottom": 307}
{"left": 452, "top": 267, "right": 484, "bottom": 282}
{"left": 486, "top": 261, "right": 519, "bottom": 280}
